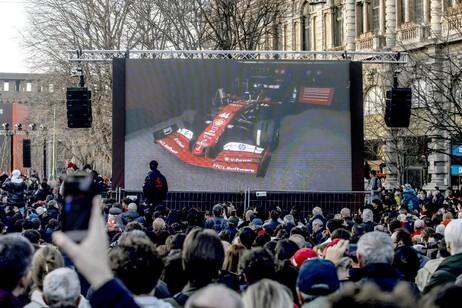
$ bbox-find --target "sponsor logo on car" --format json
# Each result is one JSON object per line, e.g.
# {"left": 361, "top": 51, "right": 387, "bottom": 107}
{"left": 212, "top": 163, "right": 254, "bottom": 173}
{"left": 163, "top": 127, "right": 173, "bottom": 135}
{"left": 224, "top": 157, "right": 254, "bottom": 163}
{"left": 238, "top": 144, "right": 246, "bottom": 151}
{"left": 213, "top": 118, "right": 226, "bottom": 127}
{"left": 174, "top": 138, "right": 185, "bottom": 148}
{"left": 224, "top": 142, "right": 264, "bottom": 154}
{"left": 178, "top": 128, "right": 193, "bottom": 140}
{"left": 158, "top": 140, "right": 178, "bottom": 154}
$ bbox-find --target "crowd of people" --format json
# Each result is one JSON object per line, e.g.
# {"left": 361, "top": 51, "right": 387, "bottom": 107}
{"left": 1, "top": 164, "right": 462, "bottom": 307}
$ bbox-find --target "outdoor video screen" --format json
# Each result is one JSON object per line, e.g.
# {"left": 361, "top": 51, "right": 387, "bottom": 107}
{"left": 118, "top": 59, "right": 361, "bottom": 192}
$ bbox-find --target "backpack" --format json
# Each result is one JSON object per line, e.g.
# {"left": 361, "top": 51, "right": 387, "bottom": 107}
{"left": 107, "top": 214, "right": 122, "bottom": 233}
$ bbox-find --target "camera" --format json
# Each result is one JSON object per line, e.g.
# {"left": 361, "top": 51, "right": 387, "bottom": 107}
{"left": 61, "top": 172, "right": 97, "bottom": 242}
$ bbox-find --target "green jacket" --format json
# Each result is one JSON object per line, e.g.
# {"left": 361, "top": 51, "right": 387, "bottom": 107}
{"left": 423, "top": 253, "right": 462, "bottom": 294}
{"left": 164, "top": 283, "right": 200, "bottom": 308}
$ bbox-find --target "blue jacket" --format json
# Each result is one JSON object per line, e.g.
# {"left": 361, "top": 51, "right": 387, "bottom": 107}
{"left": 402, "top": 188, "right": 420, "bottom": 211}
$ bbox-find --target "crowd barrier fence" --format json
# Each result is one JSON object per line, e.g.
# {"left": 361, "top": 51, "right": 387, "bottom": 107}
{"left": 113, "top": 188, "right": 370, "bottom": 217}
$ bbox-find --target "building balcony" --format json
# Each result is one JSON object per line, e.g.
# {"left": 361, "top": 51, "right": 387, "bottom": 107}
{"left": 355, "top": 32, "right": 385, "bottom": 51}
{"left": 442, "top": 8, "right": 462, "bottom": 41}
{"left": 396, "top": 22, "right": 430, "bottom": 45}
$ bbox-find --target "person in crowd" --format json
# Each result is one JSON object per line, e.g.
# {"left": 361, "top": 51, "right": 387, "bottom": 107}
{"left": 262, "top": 209, "right": 281, "bottom": 232}
{"left": 122, "top": 202, "right": 144, "bottom": 224}
{"left": 310, "top": 218, "right": 325, "bottom": 244}
{"left": 367, "top": 170, "right": 382, "bottom": 203}
{"left": 242, "top": 279, "right": 293, "bottom": 308}
{"left": 165, "top": 228, "right": 225, "bottom": 307}
{"left": 392, "top": 228, "right": 429, "bottom": 268}
{"left": 361, "top": 208, "right": 377, "bottom": 232}
{"left": 42, "top": 268, "right": 84, "bottom": 308}
{"left": 185, "top": 284, "right": 243, "bottom": 308}
{"left": 220, "top": 243, "right": 246, "bottom": 291}
{"left": 402, "top": 184, "right": 420, "bottom": 212}
{"left": 350, "top": 231, "right": 403, "bottom": 291}
{"left": 296, "top": 258, "right": 340, "bottom": 307}
{"left": 307, "top": 206, "right": 327, "bottom": 234}
{"left": 416, "top": 238, "right": 450, "bottom": 292}
{"left": 2, "top": 170, "right": 27, "bottom": 216}
{"left": 225, "top": 216, "right": 239, "bottom": 242}
{"left": 237, "top": 226, "right": 257, "bottom": 249}
{"left": 424, "top": 219, "right": 462, "bottom": 294}
{"left": 239, "top": 247, "right": 276, "bottom": 290}
{"left": 32, "top": 182, "right": 53, "bottom": 203}
{"left": 109, "top": 231, "right": 173, "bottom": 307}
{"left": 143, "top": 160, "right": 168, "bottom": 207}
{"left": 204, "top": 203, "right": 228, "bottom": 233}
{"left": 340, "top": 207, "right": 354, "bottom": 230}
{"left": 0, "top": 233, "right": 34, "bottom": 307}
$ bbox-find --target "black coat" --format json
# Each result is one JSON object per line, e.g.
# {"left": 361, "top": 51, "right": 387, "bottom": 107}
{"left": 142, "top": 169, "right": 168, "bottom": 205}
{"left": 2, "top": 179, "right": 26, "bottom": 207}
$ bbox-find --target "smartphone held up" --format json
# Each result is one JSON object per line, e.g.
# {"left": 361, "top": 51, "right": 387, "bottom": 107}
{"left": 61, "top": 171, "right": 98, "bottom": 242}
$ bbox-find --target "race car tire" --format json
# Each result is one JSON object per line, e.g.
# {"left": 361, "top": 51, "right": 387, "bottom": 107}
{"left": 257, "top": 150, "right": 271, "bottom": 178}
{"left": 253, "top": 119, "right": 280, "bottom": 151}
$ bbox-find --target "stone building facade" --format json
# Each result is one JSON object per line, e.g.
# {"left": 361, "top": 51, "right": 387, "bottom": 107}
{"left": 273, "top": 0, "right": 462, "bottom": 190}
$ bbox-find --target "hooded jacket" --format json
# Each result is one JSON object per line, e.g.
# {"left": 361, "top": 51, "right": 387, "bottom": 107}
{"left": 402, "top": 187, "right": 420, "bottom": 211}
{"left": 2, "top": 170, "right": 26, "bottom": 207}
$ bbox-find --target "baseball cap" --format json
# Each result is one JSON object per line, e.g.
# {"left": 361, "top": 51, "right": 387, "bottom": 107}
{"left": 251, "top": 218, "right": 263, "bottom": 226}
{"left": 290, "top": 248, "right": 318, "bottom": 268}
{"left": 228, "top": 216, "right": 239, "bottom": 226}
{"left": 213, "top": 204, "right": 223, "bottom": 213}
{"left": 297, "top": 259, "right": 339, "bottom": 296}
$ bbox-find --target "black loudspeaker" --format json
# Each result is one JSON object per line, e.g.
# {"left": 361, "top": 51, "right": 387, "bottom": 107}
{"left": 23, "top": 139, "right": 31, "bottom": 168}
{"left": 66, "top": 88, "right": 92, "bottom": 128}
{"left": 384, "top": 88, "right": 412, "bottom": 128}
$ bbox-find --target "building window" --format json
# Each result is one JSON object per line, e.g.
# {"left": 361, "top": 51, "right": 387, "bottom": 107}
{"left": 302, "top": 3, "right": 312, "bottom": 51}
{"left": 410, "top": 0, "right": 424, "bottom": 22}
{"left": 398, "top": 0, "right": 405, "bottom": 25}
{"left": 412, "top": 79, "right": 429, "bottom": 108}
{"left": 333, "top": 1, "right": 344, "bottom": 47}
{"left": 371, "top": 0, "right": 380, "bottom": 32}
{"left": 356, "top": 2, "right": 364, "bottom": 35}
{"left": 26, "top": 83, "right": 32, "bottom": 92}
{"left": 283, "top": 24, "right": 289, "bottom": 50}
{"left": 3, "top": 82, "right": 9, "bottom": 91}
{"left": 364, "top": 86, "right": 384, "bottom": 115}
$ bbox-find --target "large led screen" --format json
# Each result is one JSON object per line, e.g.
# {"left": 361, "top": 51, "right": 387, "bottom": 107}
{"left": 114, "top": 59, "right": 363, "bottom": 192}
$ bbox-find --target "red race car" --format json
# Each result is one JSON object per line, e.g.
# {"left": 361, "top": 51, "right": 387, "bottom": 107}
{"left": 154, "top": 79, "right": 334, "bottom": 177}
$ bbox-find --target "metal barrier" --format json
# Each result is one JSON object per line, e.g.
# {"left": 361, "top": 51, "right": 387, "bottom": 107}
{"left": 114, "top": 188, "right": 370, "bottom": 216}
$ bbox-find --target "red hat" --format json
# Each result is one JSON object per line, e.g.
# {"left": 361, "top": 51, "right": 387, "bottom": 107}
{"left": 322, "top": 238, "right": 342, "bottom": 257}
{"left": 290, "top": 248, "right": 318, "bottom": 268}
{"left": 67, "top": 162, "right": 76, "bottom": 168}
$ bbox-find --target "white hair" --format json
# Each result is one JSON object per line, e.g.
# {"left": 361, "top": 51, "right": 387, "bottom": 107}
{"left": 445, "top": 220, "right": 462, "bottom": 255}
{"left": 312, "top": 207, "right": 323, "bottom": 216}
{"left": 362, "top": 209, "right": 374, "bottom": 223}
{"left": 186, "top": 283, "right": 243, "bottom": 308}
{"left": 357, "top": 231, "right": 394, "bottom": 265}
{"left": 436, "top": 224, "right": 446, "bottom": 235}
{"left": 127, "top": 203, "right": 137, "bottom": 212}
{"left": 43, "top": 268, "right": 80, "bottom": 306}
{"left": 312, "top": 218, "right": 323, "bottom": 227}
{"left": 340, "top": 208, "right": 351, "bottom": 218}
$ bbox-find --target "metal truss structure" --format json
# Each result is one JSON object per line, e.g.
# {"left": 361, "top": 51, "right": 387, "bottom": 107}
{"left": 67, "top": 50, "right": 408, "bottom": 64}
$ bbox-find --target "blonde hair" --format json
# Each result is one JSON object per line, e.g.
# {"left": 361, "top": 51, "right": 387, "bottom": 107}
{"left": 31, "top": 245, "right": 65, "bottom": 291}
{"left": 223, "top": 243, "right": 246, "bottom": 273}
{"left": 242, "top": 279, "right": 293, "bottom": 308}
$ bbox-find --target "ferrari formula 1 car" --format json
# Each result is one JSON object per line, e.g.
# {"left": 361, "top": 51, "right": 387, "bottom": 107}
{"left": 153, "top": 80, "right": 335, "bottom": 177}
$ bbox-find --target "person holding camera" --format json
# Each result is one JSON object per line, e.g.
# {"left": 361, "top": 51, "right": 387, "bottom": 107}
{"left": 1, "top": 170, "right": 26, "bottom": 216}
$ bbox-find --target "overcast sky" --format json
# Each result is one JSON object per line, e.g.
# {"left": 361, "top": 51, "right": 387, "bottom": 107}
{"left": 0, "top": 0, "right": 28, "bottom": 73}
